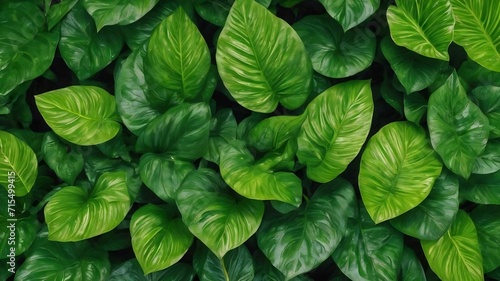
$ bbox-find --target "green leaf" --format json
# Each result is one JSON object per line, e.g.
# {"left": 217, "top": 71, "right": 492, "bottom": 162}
{"left": 219, "top": 141, "right": 302, "bottom": 206}
{"left": 450, "top": 0, "right": 500, "bottom": 72}
{"left": 145, "top": 7, "right": 211, "bottom": 101}
{"left": 204, "top": 108, "right": 237, "bottom": 164}
{"left": 135, "top": 103, "right": 211, "bottom": 159}
{"left": 390, "top": 169, "right": 459, "bottom": 240}
{"left": 359, "top": 121, "right": 442, "bottom": 223}
{"left": 107, "top": 259, "right": 195, "bottom": 281}
{"left": 16, "top": 238, "right": 110, "bottom": 281}
{"left": 318, "top": 0, "right": 380, "bottom": 31}
{"left": 248, "top": 114, "right": 304, "bottom": 152}
{"left": 0, "top": 131, "right": 38, "bottom": 196}
{"left": 421, "top": 210, "right": 483, "bottom": 281}
{"left": 194, "top": 244, "right": 254, "bottom": 281}
{"left": 83, "top": 0, "right": 159, "bottom": 31}
{"left": 332, "top": 203, "right": 404, "bottom": 281}
{"left": 471, "top": 86, "right": 500, "bottom": 139}
{"left": 59, "top": 4, "right": 124, "bottom": 80}
{"left": 139, "top": 153, "right": 194, "bottom": 203}
{"left": 177, "top": 169, "right": 264, "bottom": 259}
{"left": 258, "top": 178, "right": 356, "bottom": 279}
{"left": 0, "top": 1, "right": 59, "bottom": 97}
{"left": 472, "top": 140, "right": 500, "bottom": 174}
{"left": 293, "top": 14, "right": 375, "bottom": 78}
{"left": 45, "top": 171, "right": 130, "bottom": 241}
{"left": 460, "top": 170, "right": 500, "bottom": 204}
{"left": 458, "top": 60, "right": 500, "bottom": 88}
{"left": 427, "top": 71, "right": 490, "bottom": 179}
{"left": 297, "top": 80, "right": 374, "bottom": 183}
{"left": 194, "top": 0, "right": 233, "bottom": 26}
{"left": 401, "top": 246, "right": 426, "bottom": 281}
{"left": 35, "top": 86, "right": 121, "bottom": 146}
{"left": 96, "top": 129, "right": 131, "bottom": 162}
{"left": 130, "top": 204, "right": 193, "bottom": 275}
{"left": 0, "top": 216, "right": 38, "bottom": 256}
{"left": 404, "top": 92, "right": 427, "bottom": 124}
{"left": 8, "top": 128, "right": 45, "bottom": 162}
{"left": 46, "top": 0, "right": 79, "bottom": 30}
{"left": 381, "top": 36, "right": 448, "bottom": 94}
{"left": 387, "top": 0, "right": 454, "bottom": 61}
{"left": 470, "top": 205, "right": 500, "bottom": 273}
{"left": 42, "top": 132, "right": 84, "bottom": 185}
{"left": 216, "top": 0, "right": 312, "bottom": 113}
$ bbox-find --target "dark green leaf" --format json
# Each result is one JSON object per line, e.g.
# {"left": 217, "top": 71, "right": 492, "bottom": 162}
{"left": 204, "top": 108, "right": 237, "bottom": 164}
{"left": 400, "top": 246, "right": 426, "bottom": 281}
{"left": 42, "top": 132, "right": 84, "bottom": 185}
{"left": 46, "top": 0, "right": 79, "bottom": 30}
{"left": 458, "top": 60, "right": 500, "bottom": 88}
{"left": 194, "top": 244, "right": 254, "bottom": 281}
{"left": 107, "top": 259, "right": 195, "bottom": 281}
{"left": 194, "top": 0, "right": 233, "bottom": 26}
{"left": 318, "top": 0, "right": 380, "bottom": 31}
{"left": 460, "top": 170, "right": 500, "bottom": 204}
{"left": 471, "top": 86, "right": 500, "bottom": 139}
{"left": 470, "top": 205, "right": 500, "bottom": 273}
{"left": 472, "top": 139, "right": 500, "bottom": 174}
{"left": 248, "top": 114, "right": 304, "bottom": 152}
{"left": 0, "top": 216, "right": 38, "bottom": 257}
{"left": 404, "top": 92, "right": 427, "bottom": 124}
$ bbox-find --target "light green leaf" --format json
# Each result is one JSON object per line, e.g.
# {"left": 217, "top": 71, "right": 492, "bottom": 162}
{"left": 107, "top": 259, "right": 195, "bottom": 281}
{"left": 258, "top": 178, "right": 356, "bottom": 279}
{"left": 42, "top": 132, "right": 84, "bottom": 185}
{"left": 421, "top": 210, "right": 483, "bottom": 281}
{"left": 131, "top": 204, "right": 193, "bottom": 275}
{"left": 46, "top": 0, "right": 79, "bottom": 30}
{"left": 401, "top": 246, "right": 426, "bottom": 281}
{"left": 45, "top": 171, "right": 130, "bottom": 241}
{"left": 177, "top": 169, "right": 264, "bottom": 259}
{"left": 359, "top": 121, "right": 442, "bottom": 224}
{"left": 460, "top": 170, "right": 500, "bottom": 204}
{"left": 428, "top": 71, "right": 490, "bottom": 179}
{"left": 390, "top": 169, "right": 459, "bottom": 240}
{"left": 293, "top": 14, "right": 376, "bottom": 78}
{"left": 216, "top": 0, "right": 312, "bottom": 113}
{"left": 387, "top": 0, "right": 454, "bottom": 60}
{"left": 194, "top": 244, "right": 254, "bottom": 281}
{"left": 470, "top": 205, "right": 500, "bottom": 273}
{"left": 35, "top": 86, "right": 121, "bottom": 146}
{"left": 204, "top": 108, "right": 237, "bottom": 164}
{"left": 450, "top": 0, "right": 500, "bottom": 72}
{"left": 471, "top": 86, "right": 500, "bottom": 139}
{"left": 83, "top": 0, "right": 159, "bottom": 31}
{"left": 248, "top": 114, "right": 304, "bottom": 152}
{"left": 472, "top": 140, "right": 500, "bottom": 175}
{"left": 318, "top": 0, "right": 380, "bottom": 31}
{"left": 297, "top": 80, "right": 374, "bottom": 183}
{"left": 145, "top": 7, "right": 211, "bottom": 101}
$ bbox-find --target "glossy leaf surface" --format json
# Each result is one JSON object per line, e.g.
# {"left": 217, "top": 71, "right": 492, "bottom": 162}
{"left": 83, "top": 0, "right": 159, "bottom": 30}
{"left": 460, "top": 170, "right": 500, "bottom": 204}
{"left": 42, "top": 132, "right": 83, "bottom": 185}
{"left": 471, "top": 86, "right": 500, "bottom": 139}
{"left": 318, "top": 0, "right": 380, "bottom": 31}
{"left": 470, "top": 205, "right": 500, "bottom": 273}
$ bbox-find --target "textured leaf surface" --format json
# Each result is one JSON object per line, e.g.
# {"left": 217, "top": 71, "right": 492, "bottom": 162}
{"left": 297, "top": 80, "right": 373, "bottom": 183}
{"left": 35, "top": 86, "right": 121, "bottom": 146}
{"left": 248, "top": 114, "right": 304, "bottom": 152}
{"left": 471, "top": 86, "right": 500, "bottom": 139}
{"left": 205, "top": 109, "right": 237, "bottom": 163}
{"left": 470, "top": 205, "right": 500, "bottom": 273}
{"left": 401, "top": 247, "right": 426, "bottom": 281}
{"left": 216, "top": 0, "right": 312, "bottom": 113}
{"left": 421, "top": 210, "right": 483, "bottom": 281}
{"left": 83, "top": 0, "right": 159, "bottom": 30}
{"left": 472, "top": 140, "right": 500, "bottom": 174}
{"left": 359, "top": 121, "right": 442, "bottom": 223}
{"left": 318, "top": 0, "right": 380, "bottom": 31}
{"left": 195, "top": 244, "right": 254, "bottom": 281}
{"left": 46, "top": 0, "right": 79, "bottom": 30}
{"left": 42, "top": 132, "right": 84, "bottom": 185}
{"left": 460, "top": 170, "right": 500, "bottom": 204}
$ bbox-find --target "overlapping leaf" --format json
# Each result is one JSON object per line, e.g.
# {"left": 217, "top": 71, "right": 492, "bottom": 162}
{"left": 460, "top": 170, "right": 500, "bottom": 204}
{"left": 470, "top": 205, "right": 500, "bottom": 273}
{"left": 318, "top": 0, "right": 380, "bottom": 31}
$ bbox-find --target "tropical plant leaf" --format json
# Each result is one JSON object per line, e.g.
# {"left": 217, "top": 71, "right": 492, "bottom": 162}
{"left": 471, "top": 86, "right": 500, "bottom": 139}
{"left": 204, "top": 108, "right": 237, "bottom": 164}
{"left": 216, "top": 0, "right": 312, "bottom": 113}
{"left": 297, "top": 80, "right": 374, "bottom": 183}
{"left": 194, "top": 0, "right": 233, "bottom": 26}
{"left": 404, "top": 92, "right": 427, "bottom": 124}
{"left": 0, "top": 216, "right": 38, "bottom": 256}
{"left": 46, "top": 0, "right": 79, "bottom": 30}
{"left": 194, "top": 244, "right": 254, "bottom": 281}
{"left": 359, "top": 121, "right": 442, "bottom": 223}
{"left": 42, "top": 132, "right": 83, "bottom": 185}
{"left": 470, "top": 205, "right": 500, "bottom": 273}
{"left": 318, "top": 0, "right": 380, "bottom": 31}
{"left": 421, "top": 210, "right": 483, "bottom": 281}
{"left": 472, "top": 140, "right": 500, "bottom": 175}
{"left": 460, "top": 170, "right": 500, "bottom": 204}
{"left": 400, "top": 246, "right": 426, "bottom": 281}
{"left": 107, "top": 259, "right": 196, "bottom": 281}
{"left": 458, "top": 60, "right": 500, "bottom": 88}
{"left": 248, "top": 114, "right": 304, "bottom": 152}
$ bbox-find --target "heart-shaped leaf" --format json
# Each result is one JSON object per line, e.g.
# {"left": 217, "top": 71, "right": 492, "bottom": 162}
{"left": 297, "top": 80, "right": 374, "bottom": 183}
{"left": 194, "top": 244, "right": 254, "bottom": 281}
{"left": 460, "top": 170, "right": 500, "bottom": 204}
{"left": 107, "top": 259, "right": 196, "bottom": 281}
{"left": 35, "top": 86, "right": 121, "bottom": 146}
{"left": 427, "top": 71, "right": 490, "bottom": 179}
{"left": 42, "top": 132, "right": 84, "bottom": 185}
{"left": 216, "top": 0, "right": 312, "bottom": 113}
{"left": 0, "top": 131, "right": 38, "bottom": 196}
{"left": 45, "top": 171, "right": 130, "bottom": 241}
{"left": 471, "top": 86, "right": 500, "bottom": 139}
{"left": 390, "top": 169, "right": 459, "bottom": 240}
{"left": 177, "top": 169, "right": 264, "bottom": 259}
{"left": 359, "top": 121, "right": 442, "bottom": 223}
{"left": 318, "top": 0, "right": 380, "bottom": 31}
{"left": 130, "top": 204, "right": 193, "bottom": 275}
{"left": 450, "top": 0, "right": 500, "bottom": 72}
{"left": 387, "top": 0, "right": 454, "bottom": 60}
{"left": 421, "top": 210, "right": 483, "bottom": 281}
{"left": 258, "top": 178, "right": 356, "bottom": 279}
{"left": 470, "top": 205, "right": 500, "bottom": 273}
{"left": 472, "top": 139, "right": 500, "bottom": 175}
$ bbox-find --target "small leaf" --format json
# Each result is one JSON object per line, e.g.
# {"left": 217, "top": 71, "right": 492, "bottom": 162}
{"left": 194, "top": 244, "right": 254, "bottom": 281}
{"left": 35, "top": 86, "right": 121, "bottom": 146}
{"left": 470, "top": 205, "right": 500, "bottom": 273}
{"left": 421, "top": 210, "right": 483, "bottom": 281}
{"left": 460, "top": 170, "right": 500, "bottom": 204}
{"left": 42, "top": 132, "right": 84, "bottom": 185}
{"left": 471, "top": 86, "right": 500, "bottom": 139}
{"left": 318, "top": 0, "right": 380, "bottom": 31}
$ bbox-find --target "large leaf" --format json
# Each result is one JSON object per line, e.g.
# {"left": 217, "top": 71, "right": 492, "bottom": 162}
{"left": 15, "top": 239, "right": 110, "bottom": 281}
{"left": 428, "top": 72, "right": 489, "bottom": 179}
{"left": 460, "top": 170, "right": 500, "bottom": 204}
{"left": 318, "top": 0, "right": 380, "bottom": 31}
{"left": 0, "top": 1, "right": 59, "bottom": 97}
{"left": 130, "top": 204, "right": 193, "bottom": 274}
{"left": 400, "top": 247, "right": 426, "bottom": 281}
{"left": 297, "top": 80, "right": 374, "bottom": 183}
{"left": 472, "top": 139, "right": 500, "bottom": 175}
{"left": 258, "top": 178, "right": 356, "bottom": 279}
{"left": 194, "top": 244, "right": 254, "bottom": 281}
{"left": 293, "top": 14, "right": 375, "bottom": 78}
{"left": 470, "top": 205, "right": 500, "bottom": 273}
{"left": 421, "top": 210, "right": 483, "bottom": 281}
{"left": 139, "top": 153, "right": 194, "bottom": 203}
{"left": 44, "top": 171, "right": 130, "bottom": 241}
{"left": 83, "top": 0, "right": 159, "bottom": 31}
{"left": 381, "top": 36, "right": 448, "bottom": 94}
{"left": 35, "top": 86, "right": 121, "bottom": 146}
{"left": 42, "top": 132, "right": 84, "bottom": 185}
{"left": 390, "top": 169, "right": 459, "bottom": 240}
{"left": 107, "top": 259, "right": 195, "bottom": 281}
{"left": 46, "top": 0, "right": 79, "bottom": 30}
{"left": 332, "top": 203, "right": 404, "bottom": 281}
{"left": 0, "top": 131, "right": 38, "bottom": 196}
{"left": 471, "top": 86, "right": 500, "bottom": 139}
{"left": 219, "top": 141, "right": 302, "bottom": 207}
{"left": 387, "top": 0, "right": 454, "bottom": 61}
{"left": 135, "top": 103, "right": 211, "bottom": 159}
{"left": 216, "top": 0, "right": 312, "bottom": 113}
{"left": 450, "top": 0, "right": 500, "bottom": 72}
{"left": 145, "top": 7, "right": 210, "bottom": 101}
{"left": 359, "top": 121, "right": 442, "bottom": 223}
{"left": 177, "top": 169, "right": 264, "bottom": 259}
{"left": 59, "top": 4, "right": 123, "bottom": 80}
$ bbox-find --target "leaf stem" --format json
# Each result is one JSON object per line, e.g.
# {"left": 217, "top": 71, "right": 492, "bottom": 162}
{"left": 220, "top": 257, "right": 230, "bottom": 281}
